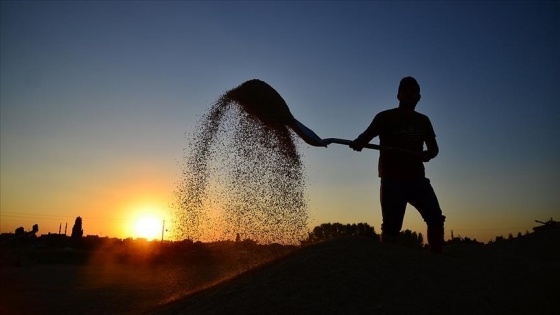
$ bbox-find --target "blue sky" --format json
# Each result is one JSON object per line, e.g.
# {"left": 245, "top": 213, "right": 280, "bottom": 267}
{"left": 1, "top": 1, "right": 559, "bottom": 242}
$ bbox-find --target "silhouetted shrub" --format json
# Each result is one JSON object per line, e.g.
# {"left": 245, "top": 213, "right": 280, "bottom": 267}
{"left": 304, "top": 222, "right": 379, "bottom": 244}
{"left": 15, "top": 227, "right": 24, "bottom": 236}
{"left": 401, "top": 229, "right": 424, "bottom": 248}
{"left": 446, "top": 235, "right": 483, "bottom": 245}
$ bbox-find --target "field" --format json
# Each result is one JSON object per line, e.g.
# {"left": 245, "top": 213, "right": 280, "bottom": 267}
{"left": 2, "top": 230, "right": 559, "bottom": 314}
{"left": 0, "top": 240, "right": 294, "bottom": 314}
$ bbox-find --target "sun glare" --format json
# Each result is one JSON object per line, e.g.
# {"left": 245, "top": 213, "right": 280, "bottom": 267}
{"left": 133, "top": 213, "right": 162, "bottom": 240}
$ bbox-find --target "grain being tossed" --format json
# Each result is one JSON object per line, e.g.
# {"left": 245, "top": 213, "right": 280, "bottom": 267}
{"left": 173, "top": 80, "right": 311, "bottom": 244}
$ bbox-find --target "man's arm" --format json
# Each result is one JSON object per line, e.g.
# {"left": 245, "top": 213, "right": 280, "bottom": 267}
{"left": 423, "top": 137, "right": 439, "bottom": 162}
{"left": 350, "top": 117, "right": 379, "bottom": 152}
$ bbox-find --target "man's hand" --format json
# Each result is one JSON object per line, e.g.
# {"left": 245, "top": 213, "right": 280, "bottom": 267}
{"left": 422, "top": 150, "right": 433, "bottom": 162}
{"left": 424, "top": 138, "right": 439, "bottom": 162}
{"left": 349, "top": 140, "right": 364, "bottom": 152}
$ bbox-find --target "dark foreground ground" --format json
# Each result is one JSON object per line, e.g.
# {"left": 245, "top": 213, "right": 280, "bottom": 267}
{"left": 155, "top": 230, "right": 559, "bottom": 315}
{"left": 2, "top": 230, "right": 558, "bottom": 315}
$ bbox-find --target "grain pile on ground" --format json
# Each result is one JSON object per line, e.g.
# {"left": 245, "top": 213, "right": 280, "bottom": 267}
{"left": 155, "top": 229, "right": 559, "bottom": 314}
{"left": 2, "top": 231, "right": 557, "bottom": 314}
{"left": 173, "top": 80, "right": 307, "bottom": 244}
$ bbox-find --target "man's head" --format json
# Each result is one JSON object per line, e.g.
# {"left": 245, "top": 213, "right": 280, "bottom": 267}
{"left": 397, "top": 76, "right": 421, "bottom": 109}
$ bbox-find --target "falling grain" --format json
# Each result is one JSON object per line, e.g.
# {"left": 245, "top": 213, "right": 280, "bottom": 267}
{"left": 173, "top": 80, "right": 308, "bottom": 244}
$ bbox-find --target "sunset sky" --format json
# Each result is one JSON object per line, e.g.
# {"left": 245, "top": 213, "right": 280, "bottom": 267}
{"left": 1, "top": 1, "right": 558, "bottom": 242}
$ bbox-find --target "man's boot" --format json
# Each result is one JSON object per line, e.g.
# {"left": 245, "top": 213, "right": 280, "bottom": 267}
{"left": 427, "top": 225, "right": 444, "bottom": 254}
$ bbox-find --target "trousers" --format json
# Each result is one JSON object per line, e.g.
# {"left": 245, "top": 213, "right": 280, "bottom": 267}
{"left": 380, "top": 177, "right": 445, "bottom": 238}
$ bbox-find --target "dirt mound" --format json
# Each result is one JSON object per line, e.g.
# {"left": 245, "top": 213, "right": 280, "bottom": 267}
{"left": 485, "top": 228, "right": 560, "bottom": 262}
{"left": 154, "top": 235, "right": 559, "bottom": 314}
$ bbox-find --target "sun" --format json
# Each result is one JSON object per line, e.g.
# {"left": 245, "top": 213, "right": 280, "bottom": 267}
{"left": 133, "top": 213, "right": 162, "bottom": 240}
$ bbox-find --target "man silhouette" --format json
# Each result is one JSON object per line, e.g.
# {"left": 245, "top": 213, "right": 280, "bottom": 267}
{"left": 350, "top": 76, "right": 446, "bottom": 253}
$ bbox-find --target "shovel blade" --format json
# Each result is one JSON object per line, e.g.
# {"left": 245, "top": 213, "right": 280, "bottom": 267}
{"left": 289, "top": 119, "right": 327, "bottom": 147}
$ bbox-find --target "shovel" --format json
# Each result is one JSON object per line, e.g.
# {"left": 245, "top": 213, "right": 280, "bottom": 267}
{"left": 292, "top": 119, "right": 417, "bottom": 154}
{"left": 225, "top": 79, "right": 417, "bottom": 154}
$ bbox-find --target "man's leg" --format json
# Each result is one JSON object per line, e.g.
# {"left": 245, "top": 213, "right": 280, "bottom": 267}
{"left": 409, "top": 178, "right": 446, "bottom": 253}
{"left": 380, "top": 178, "right": 408, "bottom": 243}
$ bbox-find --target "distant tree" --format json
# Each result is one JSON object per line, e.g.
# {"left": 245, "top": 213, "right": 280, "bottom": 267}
{"left": 304, "top": 222, "right": 379, "bottom": 244}
{"left": 31, "top": 224, "right": 39, "bottom": 235}
{"left": 13, "top": 225, "right": 39, "bottom": 241}
{"left": 71, "top": 216, "right": 83, "bottom": 239}
{"left": 446, "top": 234, "right": 483, "bottom": 245}
{"left": 401, "top": 229, "right": 424, "bottom": 248}
{"left": 517, "top": 232, "right": 522, "bottom": 238}
{"left": 355, "top": 223, "right": 378, "bottom": 239}
{"left": 508, "top": 233, "right": 514, "bottom": 240}
{"left": 15, "top": 226, "right": 24, "bottom": 236}
{"left": 235, "top": 233, "right": 241, "bottom": 243}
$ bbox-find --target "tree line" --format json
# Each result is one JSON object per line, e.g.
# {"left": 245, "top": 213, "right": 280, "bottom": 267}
{"left": 303, "top": 222, "right": 425, "bottom": 249}
{"left": 9, "top": 216, "right": 495, "bottom": 248}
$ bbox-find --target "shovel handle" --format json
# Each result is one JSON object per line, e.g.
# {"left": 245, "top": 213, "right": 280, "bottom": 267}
{"left": 323, "top": 138, "right": 381, "bottom": 150}
{"left": 323, "top": 138, "right": 419, "bottom": 155}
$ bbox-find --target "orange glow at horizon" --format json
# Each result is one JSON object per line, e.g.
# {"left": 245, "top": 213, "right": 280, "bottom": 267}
{"left": 126, "top": 203, "right": 168, "bottom": 240}
{"left": 132, "top": 213, "right": 162, "bottom": 240}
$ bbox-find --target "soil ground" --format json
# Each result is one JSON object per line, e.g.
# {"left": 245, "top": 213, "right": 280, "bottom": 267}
{"left": 155, "top": 230, "right": 560, "bottom": 315}
{"left": 2, "top": 230, "right": 558, "bottom": 315}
